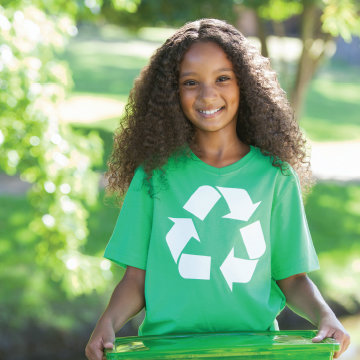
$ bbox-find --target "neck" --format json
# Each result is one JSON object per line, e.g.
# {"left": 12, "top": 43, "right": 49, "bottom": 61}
{"left": 191, "top": 132, "right": 247, "bottom": 161}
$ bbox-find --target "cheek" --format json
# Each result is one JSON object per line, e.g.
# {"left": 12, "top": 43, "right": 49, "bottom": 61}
{"left": 179, "top": 91, "right": 194, "bottom": 112}
{"left": 229, "top": 87, "right": 240, "bottom": 108}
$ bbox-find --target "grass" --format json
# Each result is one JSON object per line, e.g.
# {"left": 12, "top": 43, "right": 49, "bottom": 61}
{"left": 64, "top": 46, "right": 147, "bottom": 97}
{"left": 306, "top": 183, "right": 360, "bottom": 256}
{"left": 61, "top": 24, "right": 162, "bottom": 98}
{"left": 301, "top": 61, "right": 360, "bottom": 141}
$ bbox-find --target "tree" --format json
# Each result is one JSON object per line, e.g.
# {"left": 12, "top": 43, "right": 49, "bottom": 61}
{"left": 239, "top": 0, "right": 360, "bottom": 118}
{"left": 290, "top": 0, "right": 360, "bottom": 117}
{"left": 0, "top": 2, "right": 107, "bottom": 326}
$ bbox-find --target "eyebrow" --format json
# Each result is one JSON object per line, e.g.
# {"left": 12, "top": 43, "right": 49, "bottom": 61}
{"left": 179, "top": 68, "right": 234, "bottom": 78}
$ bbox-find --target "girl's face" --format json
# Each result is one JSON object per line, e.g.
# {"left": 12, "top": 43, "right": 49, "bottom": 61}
{"left": 179, "top": 41, "right": 240, "bottom": 136}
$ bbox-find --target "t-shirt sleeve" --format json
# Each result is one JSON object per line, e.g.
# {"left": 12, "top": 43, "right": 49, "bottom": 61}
{"left": 270, "top": 167, "right": 319, "bottom": 280}
{"left": 104, "top": 166, "right": 153, "bottom": 270}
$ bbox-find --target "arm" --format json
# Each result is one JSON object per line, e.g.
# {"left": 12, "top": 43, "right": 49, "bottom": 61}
{"left": 85, "top": 266, "right": 146, "bottom": 360}
{"left": 277, "top": 273, "right": 350, "bottom": 359}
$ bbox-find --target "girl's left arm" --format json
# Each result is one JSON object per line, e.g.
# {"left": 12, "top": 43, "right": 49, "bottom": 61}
{"left": 277, "top": 273, "right": 350, "bottom": 359}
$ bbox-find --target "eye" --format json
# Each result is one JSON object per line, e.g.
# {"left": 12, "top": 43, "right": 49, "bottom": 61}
{"left": 183, "top": 79, "right": 197, "bottom": 87}
{"left": 217, "top": 75, "right": 231, "bottom": 82}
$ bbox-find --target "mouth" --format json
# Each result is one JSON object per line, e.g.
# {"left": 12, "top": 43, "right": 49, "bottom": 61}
{"left": 197, "top": 106, "right": 225, "bottom": 116}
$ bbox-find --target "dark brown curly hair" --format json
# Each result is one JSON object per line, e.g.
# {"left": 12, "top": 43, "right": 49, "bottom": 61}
{"left": 105, "top": 18, "right": 313, "bottom": 204}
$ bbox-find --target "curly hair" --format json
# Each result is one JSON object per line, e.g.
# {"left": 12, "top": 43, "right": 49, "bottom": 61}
{"left": 105, "top": 18, "right": 313, "bottom": 204}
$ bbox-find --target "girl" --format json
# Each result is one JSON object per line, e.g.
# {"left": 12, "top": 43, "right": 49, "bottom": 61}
{"left": 85, "top": 18, "right": 350, "bottom": 360}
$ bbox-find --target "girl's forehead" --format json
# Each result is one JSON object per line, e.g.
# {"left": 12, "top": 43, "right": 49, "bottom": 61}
{"left": 180, "top": 42, "right": 234, "bottom": 73}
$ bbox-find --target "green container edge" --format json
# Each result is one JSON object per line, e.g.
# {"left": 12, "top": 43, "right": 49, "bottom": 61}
{"left": 105, "top": 330, "right": 340, "bottom": 359}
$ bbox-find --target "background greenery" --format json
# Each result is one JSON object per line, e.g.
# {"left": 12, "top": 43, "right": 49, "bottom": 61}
{"left": 1, "top": 0, "right": 360, "bottom": 358}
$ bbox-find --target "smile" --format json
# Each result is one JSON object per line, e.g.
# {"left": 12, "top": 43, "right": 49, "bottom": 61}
{"left": 198, "top": 106, "right": 224, "bottom": 115}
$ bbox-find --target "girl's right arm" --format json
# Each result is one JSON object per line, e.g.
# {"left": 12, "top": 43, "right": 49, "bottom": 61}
{"left": 85, "top": 266, "right": 146, "bottom": 360}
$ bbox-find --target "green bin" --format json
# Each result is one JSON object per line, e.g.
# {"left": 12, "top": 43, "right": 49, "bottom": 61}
{"left": 105, "top": 330, "right": 340, "bottom": 359}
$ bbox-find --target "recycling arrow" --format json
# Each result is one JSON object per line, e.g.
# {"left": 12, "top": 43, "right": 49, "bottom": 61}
{"left": 240, "top": 220, "right": 266, "bottom": 259}
{"left": 179, "top": 253, "right": 211, "bottom": 280}
{"left": 220, "top": 247, "right": 258, "bottom": 291}
{"left": 166, "top": 218, "right": 200, "bottom": 263}
{"left": 183, "top": 185, "right": 221, "bottom": 220}
{"left": 220, "top": 220, "right": 265, "bottom": 290}
{"left": 166, "top": 218, "right": 211, "bottom": 280}
{"left": 216, "top": 187, "right": 261, "bottom": 221}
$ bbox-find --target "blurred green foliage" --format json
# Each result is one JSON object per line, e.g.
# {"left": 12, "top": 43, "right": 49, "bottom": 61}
{"left": 0, "top": 191, "right": 122, "bottom": 330}
{"left": 100, "top": 0, "right": 236, "bottom": 29}
{"left": 1, "top": 0, "right": 78, "bottom": 17}
{"left": 242, "top": 0, "right": 360, "bottom": 40}
{"left": 257, "top": 0, "right": 303, "bottom": 22}
{"left": 96, "top": 0, "right": 360, "bottom": 42}
{"left": 321, "top": 0, "right": 360, "bottom": 42}
{"left": 0, "top": 3, "right": 112, "bottom": 328}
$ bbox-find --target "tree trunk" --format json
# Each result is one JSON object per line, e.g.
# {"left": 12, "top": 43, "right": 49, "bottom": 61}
{"left": 272, "top": 20, "right": 290, "bottom": 92}
{"left": 233, "top": 4, "right": 258, "bottom": 37}
{"left": 290, "top": 1, "right": 333, "bottom": 120}
{"left": 255, "top": 11, "right": 269, "bottom": 58}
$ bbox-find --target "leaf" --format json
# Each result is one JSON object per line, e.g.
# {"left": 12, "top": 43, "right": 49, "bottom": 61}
{"left": 322, "top": 0, "right": 360, "bottom": 42}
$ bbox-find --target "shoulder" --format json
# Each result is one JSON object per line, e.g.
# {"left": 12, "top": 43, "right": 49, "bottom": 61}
{"left": 252, "top": 145, "right": 300, "bottom": 193}
{"left": 127, "top": 164, "right": 150, "bottom": 192}
{"left": 134, "top": 164, "right": 146, "bottom": 177}
{"left": 273, "top": 163, "right": 302, "bottom": 202}
{"left": 132, "top": 164, "right": 147, "bottom": 181}
{"left": 251, "top": 146, "right": 290, "bottom": 174}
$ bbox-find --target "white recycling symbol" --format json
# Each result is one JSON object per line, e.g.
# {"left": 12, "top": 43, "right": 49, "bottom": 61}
{"left": 165, "top": 185, "right": 266, "bottom": 291}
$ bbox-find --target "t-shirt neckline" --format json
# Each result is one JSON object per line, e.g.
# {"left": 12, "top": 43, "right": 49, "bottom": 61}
{"left": 189, "top": 145, "right": 256, "bottom": 175}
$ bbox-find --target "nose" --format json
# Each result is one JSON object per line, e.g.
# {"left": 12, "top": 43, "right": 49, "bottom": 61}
{"left": 199, "top": 83, "right": 218, "bottom": 102}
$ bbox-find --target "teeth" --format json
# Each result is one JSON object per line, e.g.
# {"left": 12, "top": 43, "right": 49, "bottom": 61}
{"left": 199, "top": 107, "right": 222, "bottom": 115}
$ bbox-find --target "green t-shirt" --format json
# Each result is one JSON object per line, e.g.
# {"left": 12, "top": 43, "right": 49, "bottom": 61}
{"left": 104, "top": 145, "right": 319, "bottom": 336}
